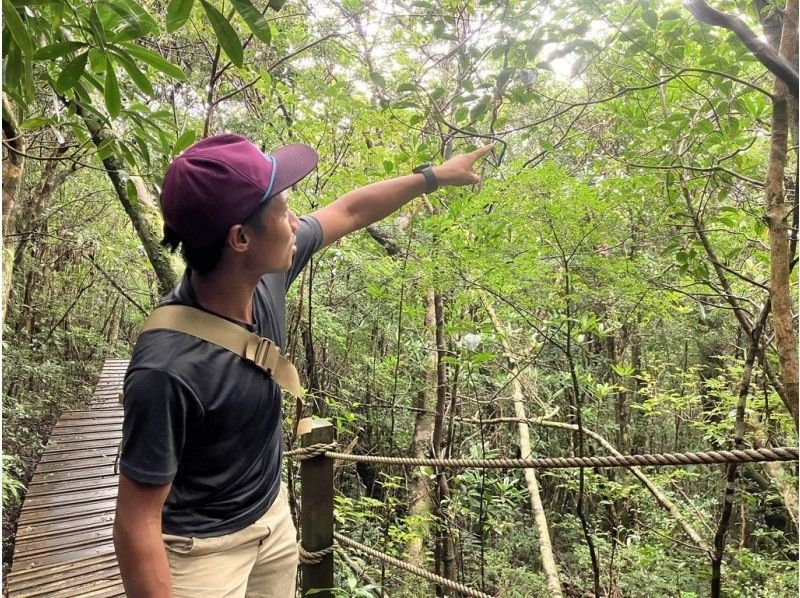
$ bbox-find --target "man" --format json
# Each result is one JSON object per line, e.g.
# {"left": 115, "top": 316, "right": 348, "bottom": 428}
{"left": 113, "top": 133, "right": 492, "bottom": 597}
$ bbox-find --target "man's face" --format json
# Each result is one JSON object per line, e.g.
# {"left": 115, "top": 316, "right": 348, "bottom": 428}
{"left": 243, "top": 190, "right": 299, "bottom": 273}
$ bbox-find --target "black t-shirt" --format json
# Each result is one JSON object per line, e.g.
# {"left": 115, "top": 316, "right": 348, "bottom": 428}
{"left": 119, "top": 215, "right": 322, "bottom": 538}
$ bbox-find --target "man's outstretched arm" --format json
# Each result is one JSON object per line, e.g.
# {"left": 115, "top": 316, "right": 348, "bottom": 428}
{"left": 311, "top": 144, "right": 494, "bottom": 248}
{"left": 113, "top": 474, "right": 173, "bottom": 597}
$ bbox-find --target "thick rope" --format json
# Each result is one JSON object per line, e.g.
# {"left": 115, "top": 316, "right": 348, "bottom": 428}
{"left": 285, "top": 442, "right": 337, "bottom": 460}
{"left": 298, "top": 542, "right": 335, "bottom": 565}
{"left": 288, "top": 445, "right": 799, "bottom": 469}
{"left": 334, "top": 532, "right": 493, "bottom": 598}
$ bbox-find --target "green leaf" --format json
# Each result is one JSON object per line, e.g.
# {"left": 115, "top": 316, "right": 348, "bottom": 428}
{"left": 34, "top": 41, "right": 85, "bottom": 60}
{"left": 55, "top": 51, "right": 89, "bottom": 93}
{"left": 97, "top": 136, "right": 116, "bottom": 160}
{"left": 121, "top": 43, "right": 187, "bottom": 80}
{"left": 454, "top": 106, "right": 468, "bottom": 122}
{"left": 369, "top": 71, "right": 386, "bottom": 88}
{"left": 396, "top": 82, "right": 416, "bottom": 93}
{"left": 267, "top": 0, "right": 285, "bottom": 10}
{"left": 3, "top": 0, "right": 33, "bottom": 56}
{"left": 108, "top": 47, "right": 154, "bottom": 96}
{"left": 104, "top": 57, "right": 122, "bottom": 117}
{"left": 229, "top": 0, "right": 270, "bottom": 43}
{"left": 19, "top": 116, "right": 53, "bottom": 129}
{"left": 200, "top": 0, "right": 243, "bottom": 67}
{"left": 102, "top": 0, "right": 158, "bottom": 42}
{"left": 166, "top": 0, "right": 194, "bottom": 32}
{"left": 90, "top": 6, "right": 107, "bottom": 45}
{"left": 642, "top": 9, "right": 658, "bottom": 29}
{"left": 4, "top": 46, "right": 23, "bottom": 93}
{"left": 174, "top": 129, "right": 197, "bottom": 154}
{"left": 430, "top": 86, "right": 445, "bottom": 100}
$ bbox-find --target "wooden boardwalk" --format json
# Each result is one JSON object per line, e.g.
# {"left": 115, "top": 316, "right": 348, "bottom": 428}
{"left": 7, "top": 358, "right": 128, "bottom": 597}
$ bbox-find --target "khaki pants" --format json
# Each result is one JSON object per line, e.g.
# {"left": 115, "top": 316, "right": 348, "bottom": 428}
{"left": 163, "top": 486, "right": 299, "bottom": 598}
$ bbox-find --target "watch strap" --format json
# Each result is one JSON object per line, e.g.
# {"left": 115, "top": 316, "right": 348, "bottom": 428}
{"left": 413, "top": 163, "right": 439, "bottom": 193}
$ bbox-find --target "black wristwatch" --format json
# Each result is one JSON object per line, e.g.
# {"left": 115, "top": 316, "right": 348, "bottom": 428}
{"left": 412, "top": 162, "right": 439, "bottom": 193}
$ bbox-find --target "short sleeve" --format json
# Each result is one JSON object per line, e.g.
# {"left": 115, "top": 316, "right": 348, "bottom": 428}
{"left": 119, "top": 369, "right": 204, "bottom": 486}
{"left": 286, "top": 215, "right": 322, "bottom": 289}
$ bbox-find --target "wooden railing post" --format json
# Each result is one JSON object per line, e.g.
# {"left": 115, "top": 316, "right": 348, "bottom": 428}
{"left": 300, "top": 418, "right": 335, "bottom": 597}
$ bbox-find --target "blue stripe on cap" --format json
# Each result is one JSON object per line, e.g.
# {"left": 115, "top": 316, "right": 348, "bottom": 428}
{"left": 261, "top": 154, "right": 277, "bottom": 201}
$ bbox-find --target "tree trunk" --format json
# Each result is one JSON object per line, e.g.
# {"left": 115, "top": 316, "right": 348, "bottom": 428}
{"left": 484, "top": 299, "right": 563, "bottom": 598}
{"left": 2, "top": 93, "right": 26, "bottom": 322}
{"left": 763, "top": 0, "right": 799, "bottom": 430}
{"left": 429, "top": 292, "right": 458, "bottom": 589}
{"left": 406, "top": 290, "right": 436, "bottom": 569}
{"left": 73, "top": 101, "right": 177, "bottom": 297}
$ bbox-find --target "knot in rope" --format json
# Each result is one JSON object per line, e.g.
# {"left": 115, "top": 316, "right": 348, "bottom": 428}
{"left": 285, "top": 442, "right": 337, "bottom": 460}
{"left": 298, "top": 541, "right": 336, "bottom": 564}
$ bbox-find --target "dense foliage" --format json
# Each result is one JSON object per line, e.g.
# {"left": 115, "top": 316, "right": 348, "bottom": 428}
{"left": 3, "top": 0, "right": 797, "bottom": 596}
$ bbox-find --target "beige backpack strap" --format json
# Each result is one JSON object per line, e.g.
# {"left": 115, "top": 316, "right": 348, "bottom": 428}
{"left": 141, "top": 305, "right": 305, "bottom": 398}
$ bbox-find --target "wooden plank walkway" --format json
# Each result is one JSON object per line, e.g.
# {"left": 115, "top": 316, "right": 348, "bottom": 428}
{"left": 7, "top": 358, "right": 129, "bottom": 598}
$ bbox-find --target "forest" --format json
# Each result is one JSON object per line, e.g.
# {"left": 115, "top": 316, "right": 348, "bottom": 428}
{"left": 2, "top": 0, "right": 798, "bottom": 596}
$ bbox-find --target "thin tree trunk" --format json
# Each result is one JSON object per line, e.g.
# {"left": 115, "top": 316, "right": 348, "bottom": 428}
{"left": 710, "top": 303, "right": 770, "bottom": 597}
{"left": 484, "top": 299, "right": 563, "bottom": 598}
{"left": 406, "top": 290, "right": 436, "bottom": 569}
{"left": 429, "top": 292, "right": 457, "bottom": 588}
{"left": 535, "top": 419, "right": 711, "bottom": 554}
{"left": 763, "top": 0, "right": 799, "bottom": 429}
{"left": 72, "top": 101, "right": 177, "bottom": 297}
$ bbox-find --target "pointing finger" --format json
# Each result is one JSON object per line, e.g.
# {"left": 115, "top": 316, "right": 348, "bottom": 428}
{"left": 469, "top": 143, "right": 495, "bottom": 159}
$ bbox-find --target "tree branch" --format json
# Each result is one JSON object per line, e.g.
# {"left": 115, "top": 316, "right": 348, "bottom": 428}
{"left": 685, "top": 0, "right": 799, "bottom": 97}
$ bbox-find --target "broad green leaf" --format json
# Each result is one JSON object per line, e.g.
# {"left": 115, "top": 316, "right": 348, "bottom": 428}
{"left": 19, "top": 116, "right": 53, "bottom": 129}
{"left": 267, "top": 0, "right": 285, "bottom": 10}
{"left": 55, "top": 51, "right": 89, "bottom": 93}
{"left": 121, "top": 43, "right": 187, "bottom": 80}
{"left": 108, "top": 47, "right": 154, "bottom": 96}
{"left": 135, "top": 134, "right": 151, "bottom": 166}
{"left": 97, "top": 136, "right": 116, "bottom": 160}
{"left": 174, "top": 129, "right": 197, "bottom": 154}
{"left": 200, "top": 0, "right": 243, "bottom": 67}
{"left": 642, "top": 9, "right": 657, "bottom": 29}
{"left": 396, "top": 82, "right": 416, "bottom": 93}
{"left": 104, "top": 57, "right": 122, "bottom": 117}
{"left": 369, "top": 71, "right": 386, "bottom": 88}
{"left": 166, "top": 0, "right": 194, "bottom": 32}
{"left": 2, "top": 0, "right": 33, "bottom": 56}
{"left": 102, "top": 0, "right": 158, "bottom": 42}
{"left": 34, "top": 41, "right": 84, "bottom": 60}
{"left": 229, "top": 0, "right": 270, "bottom": 43}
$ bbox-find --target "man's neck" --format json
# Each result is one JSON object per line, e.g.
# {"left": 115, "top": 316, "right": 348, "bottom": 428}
{"left": 189, "top": 267, "right": 259, "bottom": 324}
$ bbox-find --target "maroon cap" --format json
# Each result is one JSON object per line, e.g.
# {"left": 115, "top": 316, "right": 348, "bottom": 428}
{"left": 160, "top": 134, "right": 318, "bottom": 248}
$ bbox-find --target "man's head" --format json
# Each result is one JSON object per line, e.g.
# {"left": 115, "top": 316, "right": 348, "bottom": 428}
{"left": 159, "top": 134, "right": 317, "bottom": 273}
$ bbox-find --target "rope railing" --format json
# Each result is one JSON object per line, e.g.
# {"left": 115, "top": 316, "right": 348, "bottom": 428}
{"left": 332, "top": 532, "right": 494, "bottom": 598}
{"left": 294, "top": 419, "right": 799, "bottom": 598}
{"left": 288, "top": 444, "right": 799, "bottom": 469}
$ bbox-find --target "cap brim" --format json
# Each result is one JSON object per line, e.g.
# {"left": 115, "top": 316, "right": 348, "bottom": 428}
{"left": 267, "top": 144, "right": 319, "bottom": 198}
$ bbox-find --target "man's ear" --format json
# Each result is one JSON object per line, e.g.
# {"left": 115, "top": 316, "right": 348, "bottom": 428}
{"left": 226, "top": 224, "right": 249, "bottom": 253}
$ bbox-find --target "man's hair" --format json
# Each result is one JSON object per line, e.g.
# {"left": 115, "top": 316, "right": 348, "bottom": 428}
{"left": 161, "top": 202, "right": 270, "bottom": 274}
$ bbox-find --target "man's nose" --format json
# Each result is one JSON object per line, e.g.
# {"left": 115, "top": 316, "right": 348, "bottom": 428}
{"left": 289, "top": 211, "right": 299, "bottom": 232}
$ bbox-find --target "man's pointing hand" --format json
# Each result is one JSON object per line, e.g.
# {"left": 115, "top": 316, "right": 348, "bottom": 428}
{"left": 433, "top": 144, "right": 495, "bottom": 187}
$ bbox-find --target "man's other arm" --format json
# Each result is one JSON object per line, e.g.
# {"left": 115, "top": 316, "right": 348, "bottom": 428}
{"left": 311, "top": 144, "right": 494, "bottom": 249}
{"left": 113, "top": 474, "right": 172, "bottom": 597}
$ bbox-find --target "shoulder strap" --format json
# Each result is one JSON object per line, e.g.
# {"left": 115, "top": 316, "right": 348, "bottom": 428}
{"left": 140, "top": 305, "right": 304, "bottom": 398}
